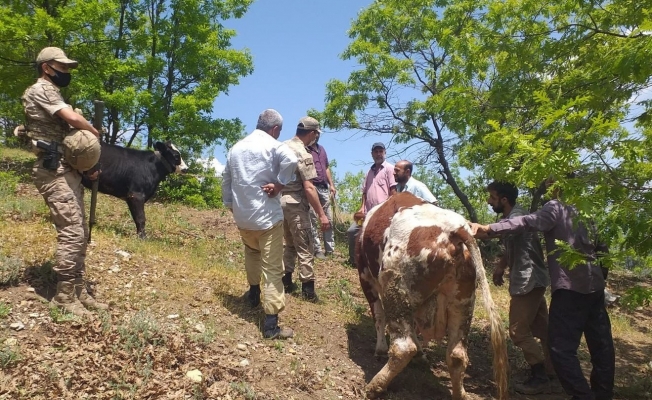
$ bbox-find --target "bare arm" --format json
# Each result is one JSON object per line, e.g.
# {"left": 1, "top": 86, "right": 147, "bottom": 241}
{"left": 56, "top": 108, "right": 99, "bottom": 137}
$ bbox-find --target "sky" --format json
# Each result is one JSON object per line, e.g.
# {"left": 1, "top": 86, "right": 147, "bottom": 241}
{"left": 207, "top": 0, "right": 397, "bottom": 179}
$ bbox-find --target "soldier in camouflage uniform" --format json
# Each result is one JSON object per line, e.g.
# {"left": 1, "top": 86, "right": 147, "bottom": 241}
{"left": 21, "top": 47, "right": 107, "bottom": 316}
{"left": 281, "top": 117, "right": 331, "bottom": 302}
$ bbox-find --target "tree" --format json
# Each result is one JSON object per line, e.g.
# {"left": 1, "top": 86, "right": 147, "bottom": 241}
{"left": 0, "top": 0, "right": 253, "bottom": 154}
{"left": 320, "top": 0, "right": 497, "bottom": 222}
{"left": 333, "top": 170, "right": 365, "bottom": 214}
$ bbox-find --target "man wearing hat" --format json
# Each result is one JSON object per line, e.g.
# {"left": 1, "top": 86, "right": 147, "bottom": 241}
{"left": 21, "top": 47, "right": 107, "bottom": 316}
{"left": 347, "top": 142, "right": 397, "bottom": 266}
{"left": 280, "top": 116, "right": 331, "bottom": 302}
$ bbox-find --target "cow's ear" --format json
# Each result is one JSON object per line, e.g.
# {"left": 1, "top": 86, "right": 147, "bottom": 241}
{"left": 154, "top": 142, "right": 165, "bottom": 152}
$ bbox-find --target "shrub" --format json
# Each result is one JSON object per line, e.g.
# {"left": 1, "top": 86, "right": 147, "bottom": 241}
{"left": 0, "top": 254, "right": 23, "bottom": 286}
{"left": 0, "top": 171, "right": 19, "bottom": 196}
{"left": 156, "top": 161, "right": 223, "bottom": 209}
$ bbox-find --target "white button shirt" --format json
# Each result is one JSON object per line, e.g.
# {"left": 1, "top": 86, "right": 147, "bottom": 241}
{"left": 222, "top": 129, "right": 298, "bottom": 230}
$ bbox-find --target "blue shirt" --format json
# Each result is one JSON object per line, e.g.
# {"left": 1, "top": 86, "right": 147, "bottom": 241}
{"left": 396, "top": 177, "right": 437, "bottom": 204}
{"left": 222, "top": 129, "right": 298, "bottom": 230}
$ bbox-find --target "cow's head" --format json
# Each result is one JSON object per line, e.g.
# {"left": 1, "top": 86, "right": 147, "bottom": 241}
{"left": 154, "top": 141, "right": 189, "bottom": 174}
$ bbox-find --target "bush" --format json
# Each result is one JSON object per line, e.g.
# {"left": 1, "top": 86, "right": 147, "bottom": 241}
{"left": 0, "top": 171, "right": 19, "bottom": 196}
{"left": 0, "top": 254, "right": 23, "bottom": 286}
{"left": 156, "top": 161, "right": 223, "bottom": 209}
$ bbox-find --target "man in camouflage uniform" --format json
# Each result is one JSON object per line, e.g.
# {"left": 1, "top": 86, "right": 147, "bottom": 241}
{"left": 281, "top": 117, "right": 331, "bottom": 302}
{"left": 21, "top": 47, "right": 107, "bottom": 316}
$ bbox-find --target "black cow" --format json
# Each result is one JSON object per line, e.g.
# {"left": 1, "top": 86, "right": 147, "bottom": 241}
{"left": 82, "top": 141, "right": 188, "bottom": 238}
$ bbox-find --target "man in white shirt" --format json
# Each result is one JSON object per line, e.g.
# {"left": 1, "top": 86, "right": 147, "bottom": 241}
{"left": 393, "top": 160, "right": 438, "bottom": 204}
{"left": 222, "top": 109, "right": 297, "bottom": 340}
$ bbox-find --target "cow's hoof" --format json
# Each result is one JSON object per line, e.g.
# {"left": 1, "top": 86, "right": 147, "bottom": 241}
{"left": 365, "top": 384, "right": 384, "bottom": 399}
{"left": 374, "top": 349, "right": 388, "bottom": 359}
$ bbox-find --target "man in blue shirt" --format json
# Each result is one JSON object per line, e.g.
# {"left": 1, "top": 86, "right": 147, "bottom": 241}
{"left": 393, "top": 160, "right": 438, "bottom": 204}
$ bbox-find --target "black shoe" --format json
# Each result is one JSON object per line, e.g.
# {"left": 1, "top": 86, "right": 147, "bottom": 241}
{"left": 301, "top": 281, "right": 319, "bottom": 303}
{"left": 282, "top": 273, "right": 297, "bottom": 294}
{"left": 248, "top": 285, "right": 261, "bottom": 308}
{"left": 515, "top": 363, "right": 551, "bottom": 395}
{"left": 262, "top": 314, "right": 294, "bottom": 339}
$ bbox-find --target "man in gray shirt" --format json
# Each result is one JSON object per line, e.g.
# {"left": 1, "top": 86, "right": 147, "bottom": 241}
{"left": 473, "top": 180, "right": 614, "bottom": 400}
{"left": 486, "top": 182, "right": 553, "bottom": 394}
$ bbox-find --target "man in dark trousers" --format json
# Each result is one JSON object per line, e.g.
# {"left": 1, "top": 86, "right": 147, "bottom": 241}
{"left": 472, "top": 180, "right": 614, "bottom": 400}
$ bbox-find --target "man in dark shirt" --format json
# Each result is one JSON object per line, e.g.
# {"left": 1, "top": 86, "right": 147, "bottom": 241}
{"left": 486, "top": 182, "right": 555, "bottom": 394}
{"left": 472, "top": 181, "right": 615, "bottom": 400}
{"left": 306, "top": 131, "right": 336, "bottom": 259}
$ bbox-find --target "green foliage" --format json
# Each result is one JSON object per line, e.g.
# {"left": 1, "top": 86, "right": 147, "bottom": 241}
{"left": 0, "top": 345, "right": 20, "bottom": 369}
{"left": 156, "top": 160, "right": 223, "bottom": 209}
{"left": 117, "top": 311, "right": 164, "bottom": 351}
{"left": 0, "top": 0, "right": 253, "bottom": 153}
{"left": 333, "top": 170, "right": 365, "bottom": 214}
{"left": 0, "top": 171, "right": 19, "bottom": 196}
{"left": 49, "top": 306, "right": 79, "bottom": 323}
{"left": 0, "top": 254, "right": 23, "bottom": 286}
{"left": 0, "top": 302, "right": 10, "bottom": 319}
{"left": 620, "top": 286, "right": 652, "bottom": 311}
{"left": 324, "top": 0, "right": 652, "bottom": 263}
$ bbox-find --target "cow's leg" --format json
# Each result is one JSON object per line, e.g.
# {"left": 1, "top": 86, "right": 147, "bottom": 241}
{"left": 126, "top": 193, "right": 146, "bottom": 238}
{"left": 366, "top": 272, "right": 417, "bottom": 399}
{"left": 373, "top": 299, "right": 388, "bottom": 356}
{"left": 445, "top": 299, "right": 473, "bottom": 400}
{"left": 359, "top": 269, "right": 388, "bottom": 356}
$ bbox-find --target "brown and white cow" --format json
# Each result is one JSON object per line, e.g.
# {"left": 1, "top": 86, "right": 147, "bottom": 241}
{"left": 356, "top": 192, "right": 508, "bottom": 400}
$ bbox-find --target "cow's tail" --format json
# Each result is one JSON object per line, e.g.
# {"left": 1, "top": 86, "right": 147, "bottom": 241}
{"left": 463, "top": 230, "right": 509, "bottom": 400}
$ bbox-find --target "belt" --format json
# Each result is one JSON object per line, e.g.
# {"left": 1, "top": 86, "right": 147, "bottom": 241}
{"left": 314, "top": 182, "right": 328, "bottom": 189}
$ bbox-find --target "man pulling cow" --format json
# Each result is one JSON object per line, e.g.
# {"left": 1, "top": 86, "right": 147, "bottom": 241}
{"left": 356, "top": 192, "right": 508, "bottom": 400}
{"left": 21, "top": 47, "right": 108, "bottom": 316}
{"left": 472, "top": 178, "right": 615, "bottom": 400}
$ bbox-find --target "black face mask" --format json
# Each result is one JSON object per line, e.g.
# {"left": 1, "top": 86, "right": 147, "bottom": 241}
{"left": 47, "top": 65, "right": 71, "bottom": 87}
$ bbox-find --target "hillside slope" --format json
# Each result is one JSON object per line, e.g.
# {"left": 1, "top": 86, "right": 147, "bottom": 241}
{"left": 1, "top": 147, "right": 650, "bottom": 400}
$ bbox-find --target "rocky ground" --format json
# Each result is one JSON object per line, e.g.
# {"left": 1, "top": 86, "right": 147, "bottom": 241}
{"left": 1, "top": 151, "right": 651, "bottom": 399}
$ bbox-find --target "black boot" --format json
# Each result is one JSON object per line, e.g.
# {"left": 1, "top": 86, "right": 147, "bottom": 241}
{"left": 282, "top": 273, "right": 297, "bottom": 294}
{"left": 262, "top": 314, "right": 294, "bottom": 339}
{"left": 248, "top": 285, "right": 261, "bottom": 308}
{"left": 301, "top": 280, "right": 319, "bottom": 303}
{"left": 515, "top": 362, "right": 551, "bottom": 394}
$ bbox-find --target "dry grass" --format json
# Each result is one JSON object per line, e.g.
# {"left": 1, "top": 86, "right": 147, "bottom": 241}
{"left": 1, "top": 146, "right": 651, "bottom": 399}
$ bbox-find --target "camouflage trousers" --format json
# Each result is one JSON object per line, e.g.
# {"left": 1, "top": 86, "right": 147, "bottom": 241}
{"left": 281, "top": 200, "right": 315, "bottom": 282}
{"left": 33, "top": 157, "right": 88, "bottom": 280}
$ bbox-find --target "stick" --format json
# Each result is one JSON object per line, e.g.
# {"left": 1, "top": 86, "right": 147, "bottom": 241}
{"left": 88, "top": 100, "right": 104, "bottom": 243}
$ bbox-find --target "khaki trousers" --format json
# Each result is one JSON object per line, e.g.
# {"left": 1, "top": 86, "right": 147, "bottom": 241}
{"left": 509, "top": 286, "right": 554, "bottom": 374}
{"left": 282, "top": 201, "right": 315, "bottom": 282}
{"left": 32, "top": 158, "right": 88, "bottom": 280}
{"left": 239, "top": 222, "right": 285, "bottom": 315}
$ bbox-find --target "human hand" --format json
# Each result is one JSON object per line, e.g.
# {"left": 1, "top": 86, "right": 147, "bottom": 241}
{"left": 85, "top": 169, "right": 101, "bottom": 181}
{"left": 261, "top": 183, "right": 282, "bottom": 198}
{"left": 319, "top": 214, "right": 331, "bottom": 232}
{"left": 330, "top": 186, "right": 337, "bottom": 198}
{"left": 470, "top": 223, "right": 490, "bottom": 239}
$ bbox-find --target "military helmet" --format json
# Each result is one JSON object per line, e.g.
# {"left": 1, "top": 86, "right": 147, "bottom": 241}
{"left": 62, "top": 129, "right": 100, "bottom": 171}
